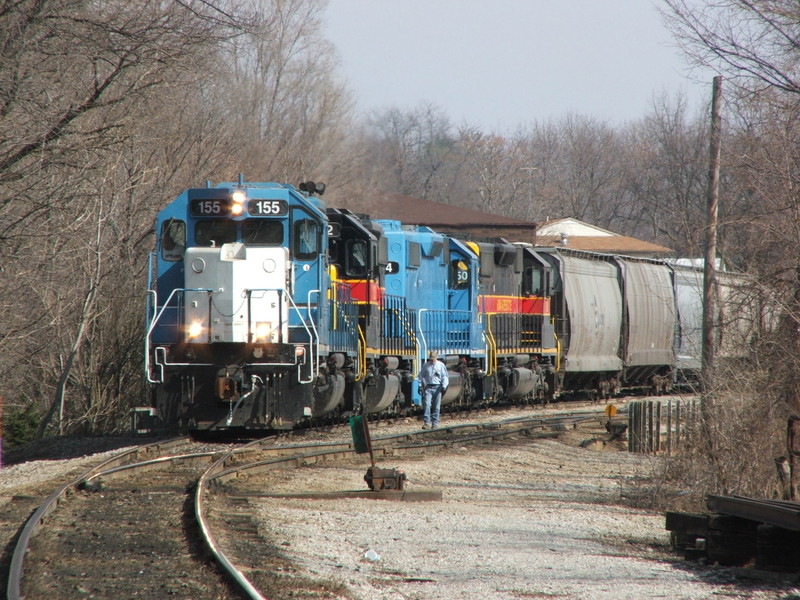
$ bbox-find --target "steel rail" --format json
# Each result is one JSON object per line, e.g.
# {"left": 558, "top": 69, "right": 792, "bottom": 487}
{"left": 7, "top": 436, "right": 190, "bottom": 600}
{"left": 8, "top": 408, "right": 609, "bottom": 600}
{"left": 193, "top": 411, "right": 598, "bottom": 599}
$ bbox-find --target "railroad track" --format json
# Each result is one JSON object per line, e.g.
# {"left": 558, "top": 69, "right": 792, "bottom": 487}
{"left": 5, "top": 437, "right": 235, "bottom": 599}
{"left": 6, "top": 406, "right": 612, "bottom": 599}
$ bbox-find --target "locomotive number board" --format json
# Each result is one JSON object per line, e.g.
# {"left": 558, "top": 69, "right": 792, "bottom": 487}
{"left": 189, "top": 198, "right": 289, "bottom": 217}
{"left": 247, "top": 199, "right": 289, "bottom": 216}
{"left": 190, "top": 198, "right": 230, "bottom": 216}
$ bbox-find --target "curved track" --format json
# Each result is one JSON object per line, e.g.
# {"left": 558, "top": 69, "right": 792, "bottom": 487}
{"left": 7, "top": 405, "right": 613, "bottom": 599}
{"left": 196, "top": 409, "right": 605, "bottom": 599}
{"left": 6, "top": 437, "right": 228, "bottom": 599}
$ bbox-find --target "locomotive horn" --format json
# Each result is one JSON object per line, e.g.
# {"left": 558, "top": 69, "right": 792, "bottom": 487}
{"left": 298, "top": 181, "right": 326, "bottom": 195}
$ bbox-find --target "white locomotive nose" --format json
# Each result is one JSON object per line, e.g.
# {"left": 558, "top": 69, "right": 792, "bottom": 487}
{"left": 183, "top": 246, "right": 289, "bottom": 344}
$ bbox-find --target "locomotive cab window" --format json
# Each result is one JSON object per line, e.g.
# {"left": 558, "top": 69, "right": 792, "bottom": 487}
{"left": 161, "top": 219, "right": 186, "bottom": 262}
{"left": 293, "top": 219, "right": 319, "bottom": 260}
{"left": 449, "top": 259, "right": 470, "bottom": 289}
{"left": 196, "top": 220, "right": 237, "bottom": 247}
{"left": 345, "top": 240, "right": 368, "bottom": 277}
{"left": 243, "top": 220, "right": 283, "bottom": 245}
{"left": 523, "top": 267, "right": 542, "bottom": 296}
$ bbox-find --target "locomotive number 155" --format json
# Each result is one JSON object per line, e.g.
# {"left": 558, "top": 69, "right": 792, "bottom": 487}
{"left": 190, "top": 198, "right": 229, "bottom": 216}
{"left": 247, "top": 199, "right": 288, "bottom": 216}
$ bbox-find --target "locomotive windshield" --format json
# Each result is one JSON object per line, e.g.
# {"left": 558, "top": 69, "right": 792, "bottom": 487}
{"left": 346, "top": 240, "right": 368, "bottom": 277}
{"left": 195, "top": 220, "right": 236, "bottom": 246}
{"left": 243, "top": 220, "right": 283, "bottom": 245}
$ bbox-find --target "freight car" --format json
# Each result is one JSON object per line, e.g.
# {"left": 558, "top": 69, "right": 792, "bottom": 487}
{"left": 144, "top": 178, "right": 745, "bottom": 433}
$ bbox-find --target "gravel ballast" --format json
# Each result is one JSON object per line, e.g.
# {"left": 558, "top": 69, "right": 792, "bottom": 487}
{"left": 3, "top": 409, "right": 800, "bottom": 599}
{"left": 252, "top": 428, "right": 800, "bottom": 600}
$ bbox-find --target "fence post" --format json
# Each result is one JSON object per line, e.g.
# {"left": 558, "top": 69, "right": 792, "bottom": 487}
{"left": 666, "top": 400, "right": 672, "bottom": 455}
{"left": 656, "top": 401, "right": 662, "bottom": 454}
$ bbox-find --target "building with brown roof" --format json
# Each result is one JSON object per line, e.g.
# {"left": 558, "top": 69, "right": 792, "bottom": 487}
{"left": 367, "top": 194, "right": 673, "bottom": 258}
{"left": 370, "top": 191, "right": 536, "bottom": 244}
{"left": 534, "top": 218, "right": 673, "bottom": 258}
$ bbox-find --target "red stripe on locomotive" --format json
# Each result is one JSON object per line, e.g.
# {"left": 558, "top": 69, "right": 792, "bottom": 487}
{"left": 480, "top": 295, "right": 550, "bottom": 314}
{"left": 339, "top": 279, "right": 383, "bottom": 304}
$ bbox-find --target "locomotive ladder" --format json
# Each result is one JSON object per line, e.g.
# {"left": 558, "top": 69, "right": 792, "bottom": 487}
{"left": 485, "top": 316, "right": 498, "bottom": 377}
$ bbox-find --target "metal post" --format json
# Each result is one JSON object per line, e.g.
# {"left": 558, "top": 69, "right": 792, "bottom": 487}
{"left": 702, "top": 75, "right": 723, "bottom": 419}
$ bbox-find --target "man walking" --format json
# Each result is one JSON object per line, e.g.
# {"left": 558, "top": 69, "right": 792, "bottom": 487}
{"left": 418, "top": 350, "right": 448, "bottom": 429}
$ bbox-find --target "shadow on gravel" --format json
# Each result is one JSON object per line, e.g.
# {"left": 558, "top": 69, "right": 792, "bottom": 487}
{"left": 2, "top": 434, "right": 170, "bottom": 465}
{"left": 668, "top": 557, "right": 800, "bottom": 595}
{"left": 0, "top": 504, "right": 40, "bottom": 595}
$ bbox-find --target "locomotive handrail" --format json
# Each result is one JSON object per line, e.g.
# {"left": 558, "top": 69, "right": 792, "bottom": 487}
{"left": 555, "top": 332, "right": 562, "bottom": 371}
{"left": 417, "top": 308, "right": 476, "bottom": 379}
{"left": 355, "top": 325, "right": 367, "bottom": 381}
{"left": 146, "top": 286, "right": 317, "bottom": 384}
{"left": 152, "top": 346, "right": 168, "bottom": 384}
{"left": 145, "top": 287, "right": 214, "bottom": 383}
{"left": 416, "top": 308, "right": 433, "bottom": 369}
{"left": 328, "top": 283, "right": 365, "bottom": 379}
{"left": 307, "top": 289, "right": 321, "bottom": 381}
{"left": 280, "top": 288, "right": 316, "bottom": 383}
{"left": 485, "top": 315, "right": 498, "bottom": 377}
{"left": 145, "top": 289, "right": 158, "bottom": 382}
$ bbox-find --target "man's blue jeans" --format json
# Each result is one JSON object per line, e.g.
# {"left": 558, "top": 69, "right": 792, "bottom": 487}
{"left": 423, "top": 385, "right": 444, "bottom": 427}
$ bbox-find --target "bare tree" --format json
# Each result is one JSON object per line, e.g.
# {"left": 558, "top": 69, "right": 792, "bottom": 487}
{"left": 662, "top": 0, "right": 800, "bottom": 99}
{"left": 551, "top": 114, "right": 628, "bottom": 227}
{"left": 222, "top": 0, "right": 353, "bottom": 182}
{"left": 456, "top": 125, "right": 533, "bottom": 219}
{"left": 0, "top": 1, "right": 253, "bottom": 439}
{"left": 658, "top": 0, "right": 800, "bottom": 499}
{"left": 621, "top": 93, "right": 710, "bottom": 255}
{"left": 0, "top": 0, "right": 363, "bottom": 441}
{"left": 359, "top": 103, "right": 458, "bottom": 201}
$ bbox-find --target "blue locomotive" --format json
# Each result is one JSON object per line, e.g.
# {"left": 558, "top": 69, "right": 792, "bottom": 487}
{"left": 145, "top": 178, "right": 735, "bottom": 433}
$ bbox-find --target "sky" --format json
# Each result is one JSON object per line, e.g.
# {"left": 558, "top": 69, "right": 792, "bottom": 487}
{"left": 323, "top": 0, "right": 715, "bottom": 131}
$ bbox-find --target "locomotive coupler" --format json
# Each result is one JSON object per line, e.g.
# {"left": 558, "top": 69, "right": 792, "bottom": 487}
{"left": 364, "top": 466, "right": 406, "bottom": 491}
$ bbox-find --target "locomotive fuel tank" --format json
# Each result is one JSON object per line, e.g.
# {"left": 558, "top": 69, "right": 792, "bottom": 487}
{"left": 504, "top": 367, "right": 538, "bottom": 399}
{"left": 441, "top": 370, "right": 464, "bottom": 405}
{"left": 362, "top": 373, "right": 402, "bottom": 414}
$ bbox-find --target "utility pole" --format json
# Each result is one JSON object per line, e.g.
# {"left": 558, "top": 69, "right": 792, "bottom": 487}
{"left": 702, "top": 75, "right": 723, "bottom": 423}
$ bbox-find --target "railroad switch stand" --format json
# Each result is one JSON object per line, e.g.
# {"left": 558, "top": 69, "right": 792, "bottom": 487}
{"left": 364, "top": 466, "right": 406, "bottom": 491}
{"left": 350, "top": 415, "right": 407, "bottom": 491}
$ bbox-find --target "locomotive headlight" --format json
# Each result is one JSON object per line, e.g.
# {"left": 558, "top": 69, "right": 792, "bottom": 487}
{"left": 254, "top": 321, "right": 273, "bottom": 341}
{"left": 188, "top": 321, "right": 204, "bottom": 339}
{"left": 231, "top": 189, "right": 246, "bottom": 216}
